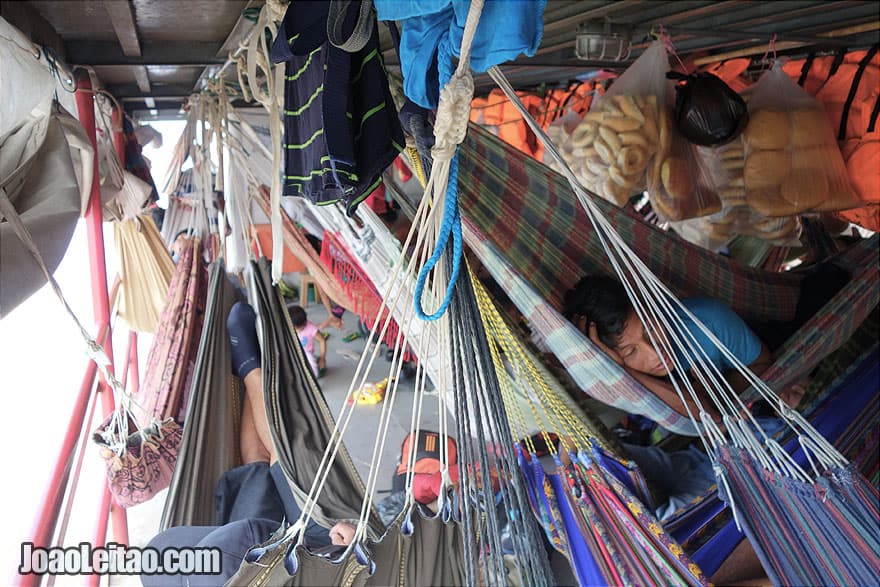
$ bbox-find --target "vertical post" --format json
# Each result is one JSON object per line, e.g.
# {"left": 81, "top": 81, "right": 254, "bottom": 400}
{"left": 74, "top": 68, "right": 129, "bottom": 550}
{"left": 129, "top": 332, "right": 140, "bottom": 394}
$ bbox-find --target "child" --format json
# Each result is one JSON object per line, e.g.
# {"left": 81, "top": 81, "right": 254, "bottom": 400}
{"left": 288, "top": 305, "right": 326, "bottom": 377}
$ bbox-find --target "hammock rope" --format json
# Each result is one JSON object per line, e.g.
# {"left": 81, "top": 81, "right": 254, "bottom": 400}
{"left": 412, "top": 0, "right": 484, "bottom": 320}
{"left": 484, "top": 63, "right": 880, "bottom": 584}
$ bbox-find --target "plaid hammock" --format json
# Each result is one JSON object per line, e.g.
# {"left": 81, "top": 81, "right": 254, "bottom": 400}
{"left": 457, "top": 122, "right": 877, "bottom": 326}
{"left": 462, "top": 119, "right": 878, "bottom": 583}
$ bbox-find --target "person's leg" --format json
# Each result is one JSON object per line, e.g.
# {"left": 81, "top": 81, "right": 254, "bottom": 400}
{"left": 242, "top": 368, "right": 276, "bottom": 464}
{"left": 228, "top": 302, "right": 275, "bottom": 464}
{"left": 141, "top": 519, "right": 281, "bottom": 587}
{"left": 318, "top": 303, "right": 345, "bottom": 330}
{"left": 239, "top": 381, "right": 271, "bottom": 464}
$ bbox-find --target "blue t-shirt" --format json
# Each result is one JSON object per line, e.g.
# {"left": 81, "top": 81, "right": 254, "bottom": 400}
{"left": 673, "top": 297, "right": 762, "bottom": 373}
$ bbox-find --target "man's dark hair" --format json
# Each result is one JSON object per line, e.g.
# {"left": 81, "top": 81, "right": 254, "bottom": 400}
{"left": 562, "top": 274, "right": 633, "bottom": 348}
{"left": 288, "top": 304, "right": 307, "bottom": 328}
{"left": 173, "top": 229, "right": 193, "bottom": 242}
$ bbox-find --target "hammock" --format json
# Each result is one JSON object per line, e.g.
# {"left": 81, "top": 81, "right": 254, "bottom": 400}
{"left": 160, "top": 261, "right": 241, "bottom": 529}
{"left": 479, "top": 66, "right": 880, "bottom": 585}
{"left": 248, "top": 257, "right": 382, "bottom": 534}
{"left": 457, "top": 122, "right": 877, "bottom": 325}
{"left": 228, "top": 258, "right": 468, "bottom": 585}
{"left": 319, "top": 229, "right": 416, "bottom": 362}
{"left": 228, "top": 508, "right": 465, "bottom": 586}
{"left": 113, "top": 214, "right": 174, "bottom": 333}
{"left": 472, "top": 269, "right": 709, "bottom": 586}
{"left": 0, "top": 106, "right": 83, "bottom": 317}
{"left": 138, "top": 238, "right": 207, "bottom": 423}
{"left": 665, "top": 338, "right": 880, "bottom": 577}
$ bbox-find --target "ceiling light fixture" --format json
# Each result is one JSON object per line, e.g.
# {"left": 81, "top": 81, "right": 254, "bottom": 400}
{"left": 575, "top": 19, "right": 632, "bottom": 62}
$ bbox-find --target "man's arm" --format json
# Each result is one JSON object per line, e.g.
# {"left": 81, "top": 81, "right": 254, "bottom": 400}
{"left": 725, "top": 342, "right": 773, "bottom": 393}
{"left": 626, "top": 368, "right": 722, "bottom": 422}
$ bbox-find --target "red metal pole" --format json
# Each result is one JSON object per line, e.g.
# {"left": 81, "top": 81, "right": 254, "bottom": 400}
{"left": 73, "top": 68, "right": 129, "bottom": 548}
{"left": 21, "top": 324, "right": 106, "bottom": 587}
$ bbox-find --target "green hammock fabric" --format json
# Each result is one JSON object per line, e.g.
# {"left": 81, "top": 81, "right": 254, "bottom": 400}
{"left": 228, "top": 509, "right": 465, "bottom": 586}
{"left": 250, "top": 257, "right": 383, "bottom": 534}
{"left": 161, "top": 261, "right": 241, "bottom": 529}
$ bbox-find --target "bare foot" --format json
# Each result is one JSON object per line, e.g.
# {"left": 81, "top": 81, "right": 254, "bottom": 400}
{"left": 319, "top": 315, "right": 344, "bottom": 330}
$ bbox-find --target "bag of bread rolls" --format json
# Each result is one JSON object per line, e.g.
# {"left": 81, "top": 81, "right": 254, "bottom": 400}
{"left": 740, "top": 62, "right": 860, "bottom": 216}
{"left": 566, "top": 42, "right": 671, "bottom": 206}
{"left": 645, "top": 109, "right": 723, "bottom": 221}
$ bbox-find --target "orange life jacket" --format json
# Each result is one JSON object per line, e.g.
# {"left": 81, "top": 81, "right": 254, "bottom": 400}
{"left": 785, "top": 47, "right": 880, "bottom": 230}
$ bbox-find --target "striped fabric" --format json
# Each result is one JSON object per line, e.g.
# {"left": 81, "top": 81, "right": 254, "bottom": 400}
{"left": 457, "top": 122, "right": 880, "bottom": 325}
{"left": 464, "top": 221, "right": 701, "bottom": 435}
{"left": 518, "top": 447, "right": 709, "bottom": 587}
{"left": 757, "top": 262, "right": 880, "bottom": 396}
{"left": 717, "top": 445, "right": 880, "bottom": 586}
{"left": 139, "top": 238, "right": 207, "bottom": 423}
{"left": 272, "top": 3, "right": 403, "bottom": 214}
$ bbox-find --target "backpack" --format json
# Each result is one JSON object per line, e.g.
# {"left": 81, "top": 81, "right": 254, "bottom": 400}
{"left": 392, "top": 430, "right": 457, "bottom": 492}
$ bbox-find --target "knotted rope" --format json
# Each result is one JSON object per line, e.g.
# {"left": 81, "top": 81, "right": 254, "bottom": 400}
{"left": 412, "top": 0, "right": 484, "bottom": 321}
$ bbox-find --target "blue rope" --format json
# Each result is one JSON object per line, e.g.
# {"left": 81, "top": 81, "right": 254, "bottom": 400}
{"left": 413, "top": 37, "right": 464, "bottom": 321}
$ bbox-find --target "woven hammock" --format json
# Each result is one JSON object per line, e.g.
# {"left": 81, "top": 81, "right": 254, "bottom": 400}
{"left": 228, "top": 258, "right": 469, "bottom": 585}
{"left": 472, "top": 268, "right": 708, "bottom": 586}
{"left": 457, "top": 122, "right": 877, "bottom": 326}
{"left": 248, "top": 256, "right": 381, "bottom": 533}
{"left": 113, "top": 214, "right": 174, "bottom": 333}
{"left": 477, "top": 65, "right": 880, "bottom": 586}
{"left": 138, "top": 237, "right": 207, "bottom": 423}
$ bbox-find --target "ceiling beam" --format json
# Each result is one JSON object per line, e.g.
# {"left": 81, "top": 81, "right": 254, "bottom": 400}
{"left": 64, "top": 41, "right": 226, "bottom": 66}
{"left": 110, "top": 83, "right": 195, "bottom": 99}
{"left": 103, "top": 0, "right": 141, "bottom": 57}
{"left": 133, "top": 65, "right": 152, "bottom": 93}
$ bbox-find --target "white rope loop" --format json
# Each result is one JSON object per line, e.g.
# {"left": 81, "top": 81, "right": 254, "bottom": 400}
{"left": 431, "top": 70, "right": 474, "bottom": 161}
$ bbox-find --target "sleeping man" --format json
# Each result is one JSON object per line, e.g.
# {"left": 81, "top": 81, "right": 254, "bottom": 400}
{"left": 562, "top": 274, "right": 807, "bottom": 421}
{"left": 562, "top": 274, "right": 805, "bottom": 584}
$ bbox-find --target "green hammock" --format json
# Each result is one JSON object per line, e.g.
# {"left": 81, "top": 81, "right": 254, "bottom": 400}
{"left": 161, "top": 261, "right": 241, "bottom": 529}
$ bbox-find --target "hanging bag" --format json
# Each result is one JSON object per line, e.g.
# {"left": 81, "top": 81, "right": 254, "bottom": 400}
{"left": 564, "top": 41, "right": 669, "bottom": 206}
{"left": 93, "top": 407, "right": 182, "bottom": 508}
{"left": 738, "top": 62, "right": 860, "bottom": 216}
{"left": 667, "top": 71, "right": 748, "bottom": 146}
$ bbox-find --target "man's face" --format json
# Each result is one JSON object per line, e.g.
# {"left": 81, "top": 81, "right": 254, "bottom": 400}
{"left": 613, "top": 310, "right": 674, "bottom": 377}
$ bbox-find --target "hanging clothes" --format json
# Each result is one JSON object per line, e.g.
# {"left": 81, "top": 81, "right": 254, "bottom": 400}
{"left": 270, "top": 1, "right": 403, "bottom": 215}
{"left": 374, "top": 0, "right": 547, "bottom": 109}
